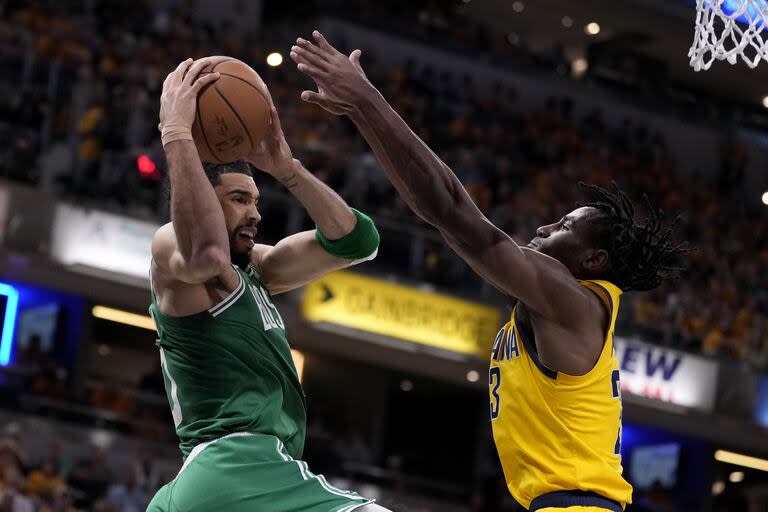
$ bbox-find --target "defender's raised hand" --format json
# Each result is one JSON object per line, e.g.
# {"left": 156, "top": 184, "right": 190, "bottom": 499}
{"left": 290, "top": 31, "right": 374, "bottom": 115}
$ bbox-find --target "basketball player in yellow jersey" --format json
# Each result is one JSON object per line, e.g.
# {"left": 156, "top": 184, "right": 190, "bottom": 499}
{"left": 290, "top": 32, "right": 687, "bottom": 512}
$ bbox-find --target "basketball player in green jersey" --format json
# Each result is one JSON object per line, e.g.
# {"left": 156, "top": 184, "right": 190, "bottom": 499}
{"left": 146, "top": 57, "right": 391, "bottom": 512}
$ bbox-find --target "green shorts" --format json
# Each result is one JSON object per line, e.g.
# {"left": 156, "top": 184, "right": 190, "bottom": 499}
{"left": 147, "top": 432, "right": 373, "bottom": 512}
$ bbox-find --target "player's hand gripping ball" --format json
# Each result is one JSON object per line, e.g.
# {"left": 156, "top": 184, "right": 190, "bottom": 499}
{"left": 190, "top": 58, "right": 273, "bottom": 163}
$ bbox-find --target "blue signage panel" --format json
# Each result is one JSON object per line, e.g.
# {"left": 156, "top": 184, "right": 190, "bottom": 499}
{"left": 0, "top": 283, "right": 19, "bottom": 366}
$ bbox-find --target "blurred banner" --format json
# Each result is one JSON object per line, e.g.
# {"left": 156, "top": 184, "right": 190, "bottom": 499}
{"left": 50, "top": 205, "right": 158, "bottom": 280}
{"left": 615, "top": 337, "right": 718, "bottom": 412}
{"left": 302, "top": 271, "right": 500, "bottom": 358}
{"left": 754, "top": 375, "right": 768, "bottom": 427}
{"left": 1, "top": 183, "right": 56, "bottom": 254}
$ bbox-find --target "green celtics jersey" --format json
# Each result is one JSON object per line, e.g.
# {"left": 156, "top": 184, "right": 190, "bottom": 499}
{"left": 149, "top": 263, "right": 306, "bottom": 460}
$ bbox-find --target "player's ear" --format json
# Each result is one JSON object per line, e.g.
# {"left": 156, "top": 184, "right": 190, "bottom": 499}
{"left": 583, "top": 249, "right": 609, "bottom": 273}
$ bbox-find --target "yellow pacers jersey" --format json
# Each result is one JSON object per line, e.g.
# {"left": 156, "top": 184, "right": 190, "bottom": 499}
{"left": 489, "top": 280, "right": 633, "bottom": 510}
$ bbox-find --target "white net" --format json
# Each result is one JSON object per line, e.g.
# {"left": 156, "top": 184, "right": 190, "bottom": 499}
{"left": 689, "top": 0, "right": 768, "bottom": 71}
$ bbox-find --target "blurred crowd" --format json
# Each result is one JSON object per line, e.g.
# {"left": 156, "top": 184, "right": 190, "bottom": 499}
{"left": 0, "top": 422, "right": 169, "bottom": 512}
{"left": 0, "top": 0, "right": 767, "bottom": 378}
{"left": 0, "top": 415, "right": 471, "bottom": 512}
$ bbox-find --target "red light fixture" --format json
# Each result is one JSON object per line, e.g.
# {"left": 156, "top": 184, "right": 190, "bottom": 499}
{"left": 137, "top": 154, "right": 156, "bottom": 176}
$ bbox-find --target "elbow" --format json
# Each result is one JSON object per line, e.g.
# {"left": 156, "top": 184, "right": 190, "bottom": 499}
{"left": 189, "top": 245, "right": 230, "bottom": 281}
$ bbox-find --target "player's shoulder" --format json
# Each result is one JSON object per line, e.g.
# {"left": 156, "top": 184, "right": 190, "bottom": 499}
{"left": 150, "top": 223, "right": 181, "bottom": 285}
{"left": 578, "top": 279, "right": 622, "bottom": 314}
{"left": 247, "top": 243, "right": 274, "bottom": 280}
{"left": 151, "top": 223, "right": 177, "bottom": 267}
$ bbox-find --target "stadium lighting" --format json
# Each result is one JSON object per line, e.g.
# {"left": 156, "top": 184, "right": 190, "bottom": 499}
{"left": 572, "top": 58, "right": 589, "bottom": 76}
{"left": 762, "top": 96, "right": 768, "bottom": 108}
{"left": 715, "top": 450, "right": 768, "bottom": 472}
{"left": 466, "top": 370, "right": 480, "bottom": 382}
{"left": 266, "top": 52, "right": 284, "bottom": 67}
{"left": 562, "top": 16, "right": 574, "bottom": 28}
{"left": 512, "top": 1, "right": 525, "bottom": 13}
{"left": 0, "top": 283, "right": 19, "bottom": 367}
{"left": 762, "top": 191, "right": 768, "bottom": 205}
{"left": 585, "top": 22, "right": 601, "bottom": 36}
{"left": 711, "top": 481, "right": 725, "bottom": 496}
{"left": 92, "top": 306, "right": 156, "bottom": 331}
{"left": 729, "top": 471, "right": 745, "bottom": 483}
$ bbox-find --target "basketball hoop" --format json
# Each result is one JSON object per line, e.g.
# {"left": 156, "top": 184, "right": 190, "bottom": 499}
{"left": 689, "top": 0, "right": 768, "bottom": 71}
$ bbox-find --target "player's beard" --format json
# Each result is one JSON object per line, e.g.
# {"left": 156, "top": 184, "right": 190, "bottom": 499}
{"left": 230, "top": 224, "right": 256, "bottom": 270}
{"left": 230, "top": 248, "right": 250, "bottom": 270}
{"left": 230, "top": 230, "right": 254, "bottom": 270}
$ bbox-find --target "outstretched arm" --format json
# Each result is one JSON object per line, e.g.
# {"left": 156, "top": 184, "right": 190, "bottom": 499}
{"left": 290, "top": 32, "right": 591, "bottom": 322}
{"left": 153, "top": 57, "right": 231, "bottom": 284}
{"left": 246, "top": 105, "right": 379, "bottom": 295}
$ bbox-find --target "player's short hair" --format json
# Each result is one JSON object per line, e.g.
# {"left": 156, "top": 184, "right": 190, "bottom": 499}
{"left": 202, "top": 160, "right": 254, "bottom": 187}
{"left": 578, "top": 182, "right": 688, "bottom": 292}
{"left": 163, "top": 160, "right": 254, "bottom": 210}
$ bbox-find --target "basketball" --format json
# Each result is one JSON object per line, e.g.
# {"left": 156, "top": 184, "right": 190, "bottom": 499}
{"left": 191, "top": 58, "right": 271, "bottom": 163}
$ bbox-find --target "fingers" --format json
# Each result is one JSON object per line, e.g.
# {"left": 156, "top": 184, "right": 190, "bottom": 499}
{"left": 183, "top": 58, "right": 213, "bottom": 88}
{"left": 349, "top": 49, "right": 363, "bottom": 72}
{"left": 295, "top": 60, "right": 326, "bottom": 78}
{"left": 191, "top": 71, "right": 220, "bottom": 92}
{"left": 295, "top": 38, "right": 329, "bottom": 61}
{"left": 290, "top": 45, "right": 329, "bottom": 72}
{"left": 301, "top": 90, "right": 323, "bottom": 104}
{"left": 168, "top": 59, "right": 193, "bottom": 84}
{"left": 166, "top": 58, "right": 193, "bottom": 87}
{"left": 300, "top": 90, "right": 343, "bottom": 115}
{"left": 312, "top": 30, "right": 336, "bottom": 53}
{"left": 263, "top": 106, "right": 284, "bottom": 145}
{"left": 268, "top": 106, "right": 282, "bottom": 136}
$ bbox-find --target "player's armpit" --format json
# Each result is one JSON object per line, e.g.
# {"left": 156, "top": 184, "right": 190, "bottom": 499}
{"left": 251, "top": 230, "right": 365, "bottom": 295}
{"left": 152, "top": 223, "right": 230, "bottom": 284}
{"left": 437, "top": 209, "right": 595, "bottom": 326}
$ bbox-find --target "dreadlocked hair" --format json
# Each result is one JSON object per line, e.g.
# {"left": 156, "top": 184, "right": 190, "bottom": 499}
{"left": 577, "top": 182, "right": 688, "bottom": 292}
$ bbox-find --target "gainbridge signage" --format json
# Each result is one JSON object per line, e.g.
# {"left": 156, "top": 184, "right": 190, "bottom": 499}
{"left": 614, "top": 337, "right": 718, "bottom": 412}
{"left": 302, "top": 272, "right": 501, "bottom": 358}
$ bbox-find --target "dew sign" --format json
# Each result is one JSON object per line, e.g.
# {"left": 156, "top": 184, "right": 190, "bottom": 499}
{"left": 614, "top": 337, "right": 718, "bottom": 412}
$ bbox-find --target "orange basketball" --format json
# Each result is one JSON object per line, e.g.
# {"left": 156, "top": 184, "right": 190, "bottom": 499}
{"left": 191, "top": 59, "right": 271, "bottom": 163}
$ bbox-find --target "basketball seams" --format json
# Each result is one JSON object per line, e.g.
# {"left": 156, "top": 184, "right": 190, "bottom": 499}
{"left": 211, "top": 59, "right": 239, "bottom": 72}
{"left": 212, "top": 84, "right": 255, "bottom": 154}
{"left": 215, "top": 72, "right": 272, "bottom": 107}
{"left": 205, "top": 60, "right": 270, "bottom": 108}
{"left": 195, "top": 91, "right": 221, "bottom": 163}
{"left": 194, "top": 61, "right": 270, "bottom": 162}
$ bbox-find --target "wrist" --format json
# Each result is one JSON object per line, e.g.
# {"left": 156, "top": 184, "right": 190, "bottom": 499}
{"left": 315, "top": 208, "right": 380, "bottom": 260}
{"left": 349, "top": 85, "right": 381, "bottom": 123}
{"left": 161, "top": 124, "right": 193, "bottom": 147}
{"left": 275, "top": 159, "right": 304, "bottom": 187}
